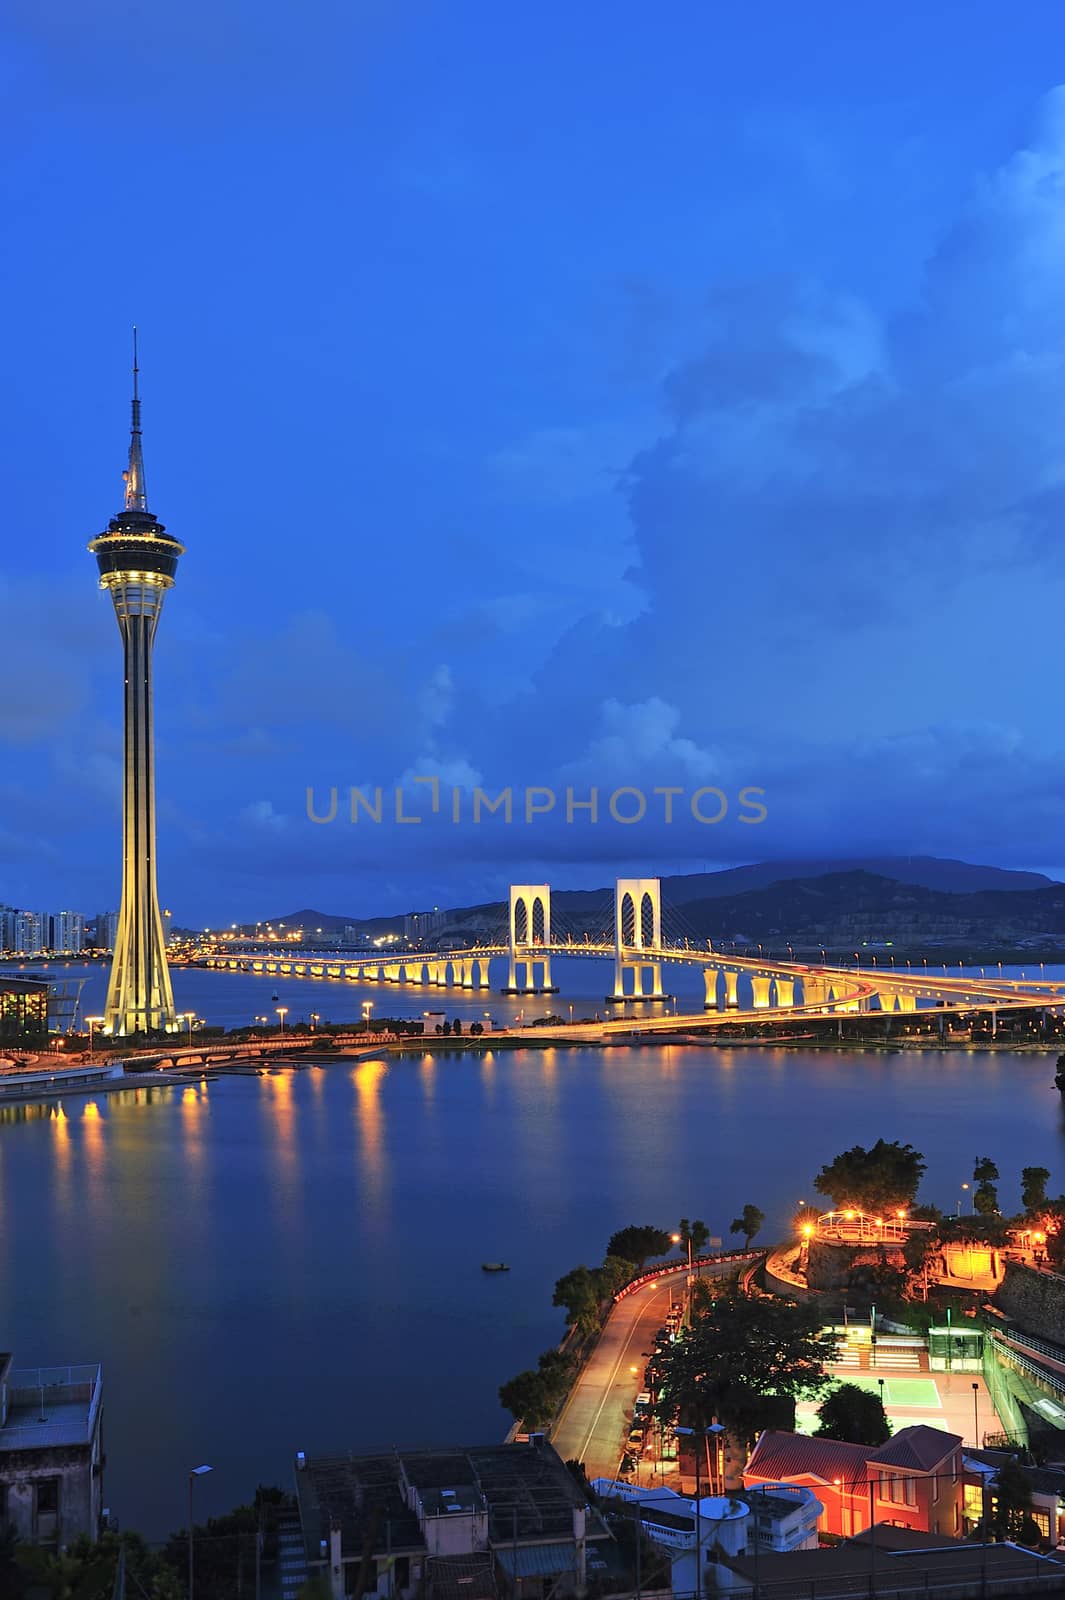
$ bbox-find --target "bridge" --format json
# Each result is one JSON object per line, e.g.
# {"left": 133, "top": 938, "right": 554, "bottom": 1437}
{"left": 195, "top": 877, "right": 1065, "bottom": 1039}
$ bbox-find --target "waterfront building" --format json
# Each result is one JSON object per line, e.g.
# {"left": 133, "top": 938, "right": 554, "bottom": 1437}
{"left": 294, "top": 1437, "right": 645, "bottom": 1600}
{"left": 13, "top": 911, "right": 46, "bottom": 956}
{"left": 0, "top": 1354, "right": 104, "bottom": 1548}
{"left": 404, "top": 909, "right": 446, "bottom": 944}
{"left": 88, "top": 336, "right": 183, "bottom": 1035}
{"left": 0, "top": 906, "right": 15, "bottom": 953}
{"left": 743, "top": 1425, "right": 964, "bottom": 1540}
{"left": 53, "top": 912, "right": 86, "bottom": 954}
{"left": 0, "top": 977, "right": 49, "bottom": 1046}
{"left": 94, "top": 910, "right": 120, "bottom": 951}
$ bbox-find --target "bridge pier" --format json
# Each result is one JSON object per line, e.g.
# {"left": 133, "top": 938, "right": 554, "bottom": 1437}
{"left": 750, "top": 975, "right": 772, "bottom": 1009}
{"left": 724, "top": 969, "right": 740, "bottom": 1008}
{"left": 703, "top": 968, "right": 720, "bottom": 1008}
{"left": 774, "top": 977, "right": 794, "bottom": 1007}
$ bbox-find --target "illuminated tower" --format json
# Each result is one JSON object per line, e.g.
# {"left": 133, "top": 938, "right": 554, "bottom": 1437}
{"left": 88, "top": 334, "right": 184, "bottom": 1035}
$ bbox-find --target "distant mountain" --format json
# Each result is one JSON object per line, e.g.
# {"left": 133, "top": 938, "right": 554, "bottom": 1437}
{"left": 660, "top": 857, "right": 1056, "bottom": 902}
{"left": 256, "top": 857, "right": 1061, "bottom": 948}
{"left": 675, "top": 870, "right": 1065, "bottom": 950}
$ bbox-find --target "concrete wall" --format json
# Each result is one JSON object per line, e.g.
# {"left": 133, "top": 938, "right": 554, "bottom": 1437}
{"left": 0, "top": 1442, "right": 99, "bottom": 1545}
{"left": 994, "top": 1261, "right": 1065, "bottom": 1344}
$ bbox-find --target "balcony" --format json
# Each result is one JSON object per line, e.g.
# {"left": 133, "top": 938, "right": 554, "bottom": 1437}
{"left": 0, "top": 1365, "right": 102, "bottom": 1451}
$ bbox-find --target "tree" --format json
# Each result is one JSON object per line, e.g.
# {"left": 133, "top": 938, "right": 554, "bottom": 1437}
{"left": 596, "top": 1255, "right": 637, "bottom": 1298}
{"left": 678, "top": 1217, "right": 710, "bottom": 1255}
{"left": 606, "top": 1225, "right": 673, "bottom": 1271}
{"left": 814, "top": 1383, "right": 892, "bottom": 1445}
{"left": 654, "top": 1286, "right": 837, "bottom": 1447}
{"left": 730, "top": 1205, "right": 765, "bottom": 1249}
{"left": 553, "top": 1266, "right": 602, "bottom": 1332}
{"left": 813, "top": 1140, "right": 926, "bottom": 1214}
{"left": 1021, "top": 1166, "right": 1051, "bottom": 1213}
{"left": 973, "top": 1156, "right": 1000, "bottom": 1217}
{"left": 498, "top": 1370, "right": 555, "bottom": 1427}
{"left": 452, "top": 1017, "right": 462, "bottom": 1034}
{"left": 988, "top": 1457, "right": 1037, "bottom": 1542}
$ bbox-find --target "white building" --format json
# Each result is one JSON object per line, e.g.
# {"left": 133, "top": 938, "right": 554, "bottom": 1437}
{"left": 53, "top": 912, "right": 86, "bottom": 954}
{"left": 13, "top": 912, "right": 46, "bottom": 956}
{"left": 592, "top": 1480, "right": 749, "bottom": 1596}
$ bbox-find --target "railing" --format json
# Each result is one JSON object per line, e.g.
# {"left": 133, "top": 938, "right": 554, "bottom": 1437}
{"left": 987, "top": 1329, "right": 1065, "bottom": 1397}
{"left": 613, "top": 1249, "right": 763, "bottom": 1303}
{"left": 998, "top": 1324, "right": 1065, "bottom": 1369}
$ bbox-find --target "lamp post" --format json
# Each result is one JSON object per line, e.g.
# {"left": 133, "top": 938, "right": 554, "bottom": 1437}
{"left": 362, "top": 1000, "right": 373, "bottom": 1031}
{"left": 276, "top": 1006, "right": 288, "bottom": 1035}
{"left": 188, "top": 1464, "right": 213, "bottom": 1600}
{"left": 972, "top": 1381, "right": 980, "bottom": 1448}
{"left": 184, "top": 1012, "right": 195, "bottom": 1046}
{"left": 86, "top": 1016, "right": 104, "bottom": 1054}
{"left": 674, "top": 1426, "right": 715, "bottom": 1597}
{"left": 310, "top": 1012, "right": 319, "bottom": 1032}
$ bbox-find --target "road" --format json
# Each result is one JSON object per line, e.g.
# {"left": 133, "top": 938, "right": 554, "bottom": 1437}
{"left": 550, "top": 1259, "right": 750, "bottom": 1480}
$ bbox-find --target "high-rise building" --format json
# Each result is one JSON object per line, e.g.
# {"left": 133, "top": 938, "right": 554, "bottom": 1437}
{"left": 53, "top": 912, "right": 86, "bottom": 954}
{"left": 13, "top": 912, "right": 46, "bottom": 956}
{"left": 0, "top": 907, "right": 15, "bottom": 953}
{"left": 94, "top": 911, "right": 120, "bottom": 951}
{"left": 88, "top": 335, "right": 183, "bottom": 1035}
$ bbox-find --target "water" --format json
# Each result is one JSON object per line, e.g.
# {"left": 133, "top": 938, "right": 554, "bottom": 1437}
{"left": 0, "top": 965, "right": 1063, "bottom": 1538}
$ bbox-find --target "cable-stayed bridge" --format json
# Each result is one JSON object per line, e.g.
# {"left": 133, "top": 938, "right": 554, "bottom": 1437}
{"left": 196, "top": 878, "right": 1065, "bottom": 1039}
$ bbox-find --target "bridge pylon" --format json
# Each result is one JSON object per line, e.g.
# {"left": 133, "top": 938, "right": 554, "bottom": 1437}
{"left": 502, "top": 884, "right": 558, "bottom": 995}
{"left": 609, "top": 877, "right": 671, "bottom": 1002}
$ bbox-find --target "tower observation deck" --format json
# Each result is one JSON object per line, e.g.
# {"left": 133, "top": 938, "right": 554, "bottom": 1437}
{"left": 88, "top": 334, "right": 184, "bottom": 1035}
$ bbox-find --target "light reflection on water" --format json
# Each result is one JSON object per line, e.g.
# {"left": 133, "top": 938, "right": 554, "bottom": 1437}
{"left": 0, "top": 1042, "right": 1061, "bottom": 1538}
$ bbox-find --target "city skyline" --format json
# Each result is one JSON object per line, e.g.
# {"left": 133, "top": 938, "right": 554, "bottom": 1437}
{"left": 4, "top": 6, "right": 1065, "bottom": 923}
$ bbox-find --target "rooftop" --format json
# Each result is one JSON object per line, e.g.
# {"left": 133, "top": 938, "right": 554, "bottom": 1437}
{"left": 295, "top": 1440, "right": 610, "bottom": 1564}
{"left": 0, "top": 1364, "right": 102, "bottom": 1452}
{"left": 721, "top": 1541, "right": 1065, "bottom": 1599}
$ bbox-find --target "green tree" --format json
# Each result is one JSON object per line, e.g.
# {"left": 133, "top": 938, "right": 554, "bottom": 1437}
{"left": 452, "top": 1017, "right": 462, "bottom": 1035}
{"left": 1021, "top": 1166, "right": 1051, "bottom": 1213}
{"left": 989, "top": 1457, "right": 1037, "bottom": 1542}
{"left": 678, "top": 1217, "right": 710, "bottom": 1255}
{"left": 499, "top": 1369, "right": 555, "bottom": 1427}
{"left": 730, "top": 1205, "right": 765, "bottom": 1249}
{"left": 973, "top": 1158, "right": 1000, "bottom": 1217}
{"left": 813, "top": 1140, "right": 926, "bottom": 1214}
{"left": 553, "top": 1266, "right": 601, "bottom": 1332}
{"left": 654, "top": 1286, "right": 837, "bottom": 1447}
{"left": 596, "top": 1255, "right": 637, "bottom": 1298}
{"left": 814, "top": 1383, "right": 892, "bottom": 1445}
{"left": 606, "top": 1225, "right": 672, "bottom": 1271}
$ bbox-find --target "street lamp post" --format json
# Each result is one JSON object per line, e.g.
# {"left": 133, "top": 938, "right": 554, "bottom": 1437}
{"left": 188, "top": 1464, "right": 213, "bottom": 1600}
{"left": 86, "top": 1016, "right": 104, "bottom": 1054}
{"left": 276, "top": 1006, "right": 288, "bottom": 1035}
{"left": 184, "top": 1012, "right": 195, "bottom": 1046}
{"left": 972, "top": 1382, "right": 980, "bottom": 1447}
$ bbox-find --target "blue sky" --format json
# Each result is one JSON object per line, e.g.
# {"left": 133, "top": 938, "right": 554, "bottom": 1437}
{"left": 4, "top": 1, "right": 1065, "bottom": 922}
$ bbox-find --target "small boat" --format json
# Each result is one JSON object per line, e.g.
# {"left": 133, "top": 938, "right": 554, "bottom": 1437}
{"left": 271, "top": 992, "right": 279, "bottom": 1001}
{"left": 481, "top": 1262, "right": 510, "bottom": 1273}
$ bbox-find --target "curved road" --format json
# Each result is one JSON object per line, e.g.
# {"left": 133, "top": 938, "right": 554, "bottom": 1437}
{"left": 550, "top": 1257, "right": 756, "bottom": 1479}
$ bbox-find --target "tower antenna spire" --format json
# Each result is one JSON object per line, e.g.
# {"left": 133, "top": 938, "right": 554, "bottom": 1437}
{"left": 124, "top": 324, "right": 148, "bottom": 513}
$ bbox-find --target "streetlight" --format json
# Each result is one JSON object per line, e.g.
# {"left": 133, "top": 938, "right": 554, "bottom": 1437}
{"left": 188, "top": 1464, "right": 213, "bottom": 1600}
{"left": 674, "top": 1424, "right": 725, "bottom": 1593}
{"left": 276, "top": 1006, "right": 288, "bottom": 1034}
{"left": 362, "top": 1000, "right": 373, "bottom": 1030}
{"left": 86, "top": 1016, "right": 104, "bottom": 1054}
{"left": 310, "top": 1012, "right": 320, "bottom": 1032}
{"left": 183, "top": 1012, "right": 195, "bottom": 1046}
{"left": 972, "top": 1382, "right": 980, "bottom": 1448}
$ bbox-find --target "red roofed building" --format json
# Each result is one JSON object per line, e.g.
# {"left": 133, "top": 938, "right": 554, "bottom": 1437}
{"left": 744, "top": 1425, "right": 964, "bottom": 1541}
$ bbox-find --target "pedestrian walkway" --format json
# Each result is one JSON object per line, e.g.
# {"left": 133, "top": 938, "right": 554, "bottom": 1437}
{"left": 278, "top": 1518, "right": 308, "bottom": 1600}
